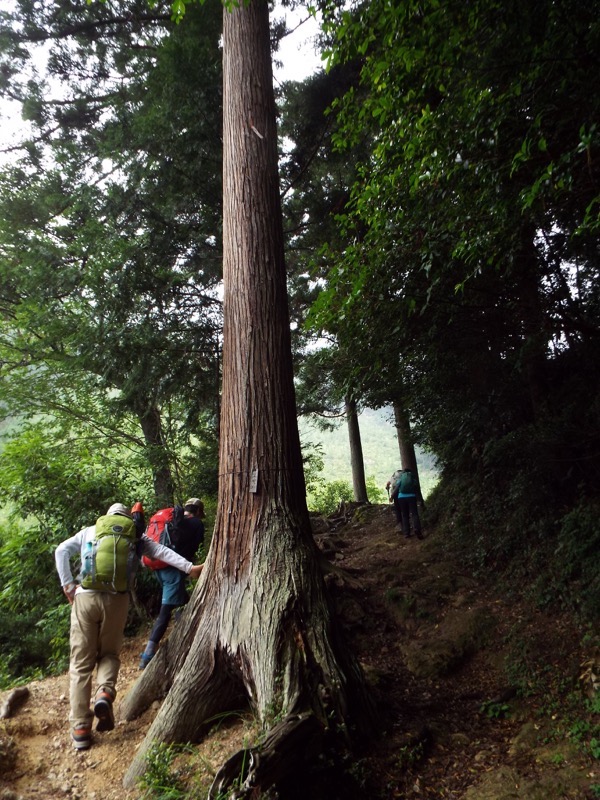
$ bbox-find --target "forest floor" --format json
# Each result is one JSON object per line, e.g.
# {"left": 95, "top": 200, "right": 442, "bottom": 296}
{"left": 0, "top": 503, "right": 598, "bottom": 800}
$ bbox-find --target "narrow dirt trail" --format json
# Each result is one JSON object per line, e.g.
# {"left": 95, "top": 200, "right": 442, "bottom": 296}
{"left": 0, "top": 504, "right": 596, "bottom": 799}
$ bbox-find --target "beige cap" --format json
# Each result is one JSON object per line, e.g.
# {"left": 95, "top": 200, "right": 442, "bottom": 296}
{"left": 183, "top": 498, "right": 204, "bottom": 517}
{"left": 107, "top": 503, "right": 133, "bottom": 518}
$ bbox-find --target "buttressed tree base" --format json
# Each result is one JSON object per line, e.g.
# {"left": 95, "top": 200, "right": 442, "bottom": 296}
{"left": 121, "top": 0, "right": 374, "bottom": 794}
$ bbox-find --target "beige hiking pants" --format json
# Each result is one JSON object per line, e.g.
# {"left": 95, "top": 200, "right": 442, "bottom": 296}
{"left": 69, "top": 590, "right": 129, "bottom": 729}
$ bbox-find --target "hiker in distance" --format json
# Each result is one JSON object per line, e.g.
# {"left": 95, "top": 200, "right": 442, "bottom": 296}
{"left": 387, "top": 468, "right": 424, "bottom": 540}
{"left": 139, "top": 497, "right": 205, "bottom": 669}
{"left": 55, "top": 502, "right": 204, "bottom": 751}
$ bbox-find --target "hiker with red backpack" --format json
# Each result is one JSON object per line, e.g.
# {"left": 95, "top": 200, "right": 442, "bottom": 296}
{"left": 139, "top": 498, "right": 205, "bottom": 670}
{"left": 54, "top": 502, "right": 204, "bottom": 751}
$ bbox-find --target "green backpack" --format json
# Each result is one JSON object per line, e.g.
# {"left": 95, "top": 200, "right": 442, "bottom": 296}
{"left": 398, "top": 470, "right": 417, "bottom": 495}
{"left": 81, "top": 514, "right": 137, "bottom": 592}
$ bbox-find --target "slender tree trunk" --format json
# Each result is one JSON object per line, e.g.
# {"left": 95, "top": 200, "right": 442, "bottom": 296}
{"left": 346, "top": 396, "right": 368, "bottom": 502}
{"left": 393, "top": 400, "right": 418, "bottom": 473}
{"left": 393, "top": 400, "right": 425, "bottom": 506}
{"left": 122, "top": 1, "right": 373, "bottom": 791}
{"left": 516, "top": 228, "right": 548, "bottom": 422}
{"left": 138, "top": 404, "right": 175, "bottom": 507}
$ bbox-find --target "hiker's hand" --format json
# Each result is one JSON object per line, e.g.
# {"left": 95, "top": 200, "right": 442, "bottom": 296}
{"left": 189, "top": 563, "right": 204, "bottom": 579}
{"left": 63, "top": 582, "right": 77, "bottom": 604}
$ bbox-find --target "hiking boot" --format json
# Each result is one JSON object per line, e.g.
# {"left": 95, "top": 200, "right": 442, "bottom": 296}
{"left": 139, "top": 652, "right": 154, "bottom": 670}
{"left": 94, "top": 692, "right": 115, "bottom": 732}
{"left": 71, "top": 725, "right": 92, "bottom": 750}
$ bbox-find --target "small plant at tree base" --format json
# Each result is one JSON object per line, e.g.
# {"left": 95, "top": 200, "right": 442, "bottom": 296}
{"left": 569, "top": 719, "right": 592, "bottom": 743}
{"left": 480, "top": 700, "right": 511, "bottom": 720}
{"left": 139, "top": 742, "right": 193, "bottom": 799}
{"left": 590, "top": 783, "right": 600, "bottom": 799}
{"left": 384, "top": 588, "right": 417, "bottom": 621}
{"left": 346, "top": 757, "right": 371, "bottom": 790}
{"left": 396, "top": 741, "right": 425, "bottom": 769}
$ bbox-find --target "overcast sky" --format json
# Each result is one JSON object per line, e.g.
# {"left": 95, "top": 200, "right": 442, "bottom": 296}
{"left": 0, "top": 4, "right": 322, "bottom": 159}
{"left": 273, "top": 6, "right": 323, "bottom": 83}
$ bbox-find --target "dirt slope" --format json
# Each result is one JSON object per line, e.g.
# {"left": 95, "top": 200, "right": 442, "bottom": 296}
{"left": 0, "top": 504, "right": 597, "bottom": 799}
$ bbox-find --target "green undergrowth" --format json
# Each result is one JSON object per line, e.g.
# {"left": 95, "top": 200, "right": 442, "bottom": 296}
{"left": 425, "top": 471, "right": 600, "bottom": 627}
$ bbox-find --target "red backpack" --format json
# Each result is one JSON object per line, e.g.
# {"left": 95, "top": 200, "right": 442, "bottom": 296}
{"left": 141, "top": 506, "right": 184, "bottom": 570}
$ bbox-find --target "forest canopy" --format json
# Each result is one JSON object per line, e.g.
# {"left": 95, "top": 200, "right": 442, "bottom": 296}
{"left": 305, "top": 0, "right": 600, "bottom": 620}
{"left": 0, "top": 0, "right": 598, "bottom": 693}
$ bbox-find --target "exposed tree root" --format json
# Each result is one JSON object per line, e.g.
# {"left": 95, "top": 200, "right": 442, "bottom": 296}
{"left": 0, "top": 687, "right": 29, "bottom": 719}
{"left": 121, "top": 536, "right": 376, "bottom": 790}
{"left": 208, "top": 712, "right": 323, "bottom": 799}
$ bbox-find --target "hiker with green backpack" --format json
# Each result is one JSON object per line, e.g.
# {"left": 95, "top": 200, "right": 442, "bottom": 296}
{"left": 54, "top": 502, "right": 203, "bottom": 751}
{"left": 387, "top": 468, "right": 424, "bottom": 540}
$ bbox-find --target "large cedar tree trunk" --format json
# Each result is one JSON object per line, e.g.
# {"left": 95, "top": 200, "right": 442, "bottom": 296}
{"left": 122, "top": 1, "right": 373, "bottom": 791}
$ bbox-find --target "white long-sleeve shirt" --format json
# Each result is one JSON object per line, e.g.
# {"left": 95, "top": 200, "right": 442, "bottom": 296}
{"left": 55, "top": 523, "right": 194, "bottom": 595}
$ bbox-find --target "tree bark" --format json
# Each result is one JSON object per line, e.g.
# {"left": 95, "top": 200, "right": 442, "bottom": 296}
{"left": 516, "top": 228, "right": 549, "bottom": 422}
{"left": 393, "top": 400, "right": 418, "bottom": 473}
{"left": 393, "top": 399, "right": 425, "bottom": 506}
{"left": 137, "top": 404, "right": 174, "bottom": 507}
{"left": 346, "top": 396, "right": 368, "bottom": 502}
{"left": 122, "top": 1, "right": 374, "bottom": 791}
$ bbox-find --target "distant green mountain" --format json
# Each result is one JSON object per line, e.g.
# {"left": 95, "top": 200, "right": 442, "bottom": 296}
{"left": 298, "top": 407, "right": 439, "bottom": 498}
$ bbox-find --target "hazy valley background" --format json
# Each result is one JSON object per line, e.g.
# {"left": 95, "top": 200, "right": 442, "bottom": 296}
{"left": 299, "top": 407, "right": 439, "bottom": 500}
